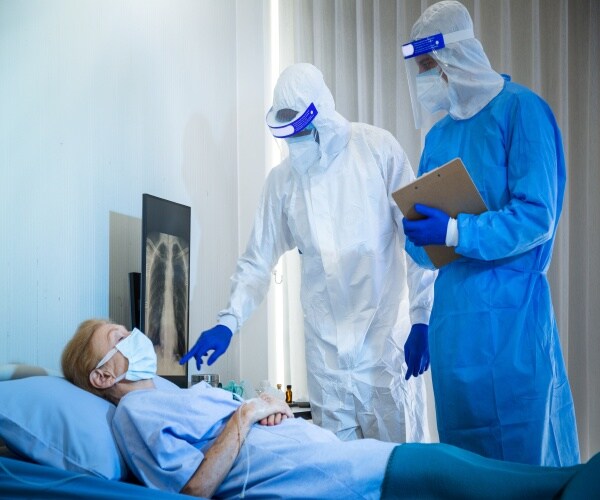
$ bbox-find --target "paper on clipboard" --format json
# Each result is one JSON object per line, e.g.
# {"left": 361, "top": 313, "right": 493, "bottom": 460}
{"left": 392, "top": 157, "right": 487, "bottom": 268}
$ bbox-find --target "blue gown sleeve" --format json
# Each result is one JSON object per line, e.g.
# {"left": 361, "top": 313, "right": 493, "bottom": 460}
{"left": 456, "top": 92, "right": 561, "bottom": 261}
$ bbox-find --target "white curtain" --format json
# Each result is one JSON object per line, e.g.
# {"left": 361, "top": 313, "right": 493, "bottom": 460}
{"left": 274, "top": 0, "right": 600, "bottom": 461}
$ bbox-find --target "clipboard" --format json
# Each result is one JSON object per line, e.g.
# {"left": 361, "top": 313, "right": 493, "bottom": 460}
{"left": 392, "top": 158, "right": 487, "bottom": 268}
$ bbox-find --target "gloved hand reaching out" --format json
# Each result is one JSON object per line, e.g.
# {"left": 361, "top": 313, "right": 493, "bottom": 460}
{"left": 179, "top": 324, "right": 233, "bottom": 370}
{"left": 404, "top": 323, "right": 430, "bottom": 380}
{"left": 402, "top": 203, "right": 450, "bottom": 246}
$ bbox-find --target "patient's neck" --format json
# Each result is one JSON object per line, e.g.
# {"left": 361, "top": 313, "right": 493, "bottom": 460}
{"left": 108, "top": 378, "right": 156, "bottom": 405}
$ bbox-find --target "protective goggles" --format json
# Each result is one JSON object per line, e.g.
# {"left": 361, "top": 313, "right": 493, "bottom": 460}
{"left": 266, "top": 103, "right": 319, "bottom": 138}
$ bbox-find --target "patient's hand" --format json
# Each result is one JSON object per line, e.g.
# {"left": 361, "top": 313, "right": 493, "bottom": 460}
{"left": 243, "top": 393, "right": 293, "bottom": 426}
{"left": 182, "top": 393, "right": 291, "bottom": 498}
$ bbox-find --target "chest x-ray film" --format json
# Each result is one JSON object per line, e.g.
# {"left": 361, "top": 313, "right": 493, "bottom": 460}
{"left": 141, "top": 194, "right": 191, "bottom": 387}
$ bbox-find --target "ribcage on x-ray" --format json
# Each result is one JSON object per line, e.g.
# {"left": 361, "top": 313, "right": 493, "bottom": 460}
{"left": 145, "top": 232, "right": 189, "bottom": 359}
{"left": 171, "top": 242, "right": 188, "bottom": 355}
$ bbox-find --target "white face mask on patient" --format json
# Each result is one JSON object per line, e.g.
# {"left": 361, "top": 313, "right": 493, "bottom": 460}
{"left": 94, "top": 328, "right": 157, "bottom": 384}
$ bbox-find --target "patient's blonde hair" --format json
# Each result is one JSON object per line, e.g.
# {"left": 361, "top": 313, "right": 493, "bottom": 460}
{"left": 61, "top": 319, "right": 111, "bottom": 398}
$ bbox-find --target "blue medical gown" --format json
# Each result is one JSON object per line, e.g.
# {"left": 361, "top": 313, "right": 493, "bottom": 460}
{"left": 405, "top": 77, "right": 580, "bottom": 466}
{"left": 112, "top": 382, "right": 396, "bottom": 499}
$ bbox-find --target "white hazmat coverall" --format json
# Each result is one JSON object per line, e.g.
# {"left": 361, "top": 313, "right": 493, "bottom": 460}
{"left": 219, "top": 63, "right": 435, "bottom": 442}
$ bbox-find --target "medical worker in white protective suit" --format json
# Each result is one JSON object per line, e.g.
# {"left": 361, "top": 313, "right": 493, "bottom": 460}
{"left": 400, "top": 1, "right": 579, "bottom": 465}
{"left": 181, "top": 63, "right": 436, "bottom": 442}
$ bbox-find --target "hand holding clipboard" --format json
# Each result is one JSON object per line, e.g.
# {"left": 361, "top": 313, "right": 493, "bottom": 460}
{"left": 392, "top": 158, "right": 488, "bottom": 268}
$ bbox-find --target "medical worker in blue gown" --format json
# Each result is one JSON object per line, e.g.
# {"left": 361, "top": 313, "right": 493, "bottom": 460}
{"left": 400, "top": 1, "right": 579, "bottom": 466}
{"left": 181, "top": 62, "right": 436, "bottom": 443}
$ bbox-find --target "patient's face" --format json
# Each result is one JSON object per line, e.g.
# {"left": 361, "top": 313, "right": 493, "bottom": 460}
{"left": 91, "top": 323, "right": 130, "bottom": 375}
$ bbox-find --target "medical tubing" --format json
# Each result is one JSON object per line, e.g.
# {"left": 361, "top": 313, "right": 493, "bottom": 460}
{"left": 240, "top": 437, "right": 250, "bottom": 498}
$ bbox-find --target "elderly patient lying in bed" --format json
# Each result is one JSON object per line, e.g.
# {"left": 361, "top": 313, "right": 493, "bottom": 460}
{"left": 61, "top": 319, "right": 594, "bottom": 499}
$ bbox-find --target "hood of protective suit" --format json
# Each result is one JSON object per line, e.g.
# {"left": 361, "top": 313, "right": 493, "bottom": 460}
{"left": 411, "top": 0, "right": 504, "bottom": 120}
{"left": 271, "top": 63, "right": 351, "bottom": 170}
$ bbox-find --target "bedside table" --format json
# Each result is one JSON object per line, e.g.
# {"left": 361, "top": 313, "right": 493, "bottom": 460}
{"left": 291, "top": 405, "right": 312, "bottom": 420}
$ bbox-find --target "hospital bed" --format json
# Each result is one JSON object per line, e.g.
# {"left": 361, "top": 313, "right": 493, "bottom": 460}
{"left": 1, "top": 364, "right": 599, "bottom": 499}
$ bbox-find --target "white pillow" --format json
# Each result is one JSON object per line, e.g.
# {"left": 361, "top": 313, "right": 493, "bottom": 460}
{"left": 0, "top": 375, "right": 128, "bottom": 480}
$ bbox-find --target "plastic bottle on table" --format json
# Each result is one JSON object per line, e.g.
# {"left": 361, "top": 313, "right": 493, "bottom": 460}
{"left": 276, "top": 383, "right": 286, "bottom": 401}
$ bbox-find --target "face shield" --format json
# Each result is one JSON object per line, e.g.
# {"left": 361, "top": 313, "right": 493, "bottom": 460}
{"left": 402, "top": 29, "right": 473, "bottom": 128}
{"left": 265, "top": 103, "right": 321, "bottom": 171}
{"left": 266, "top": 102, "right": 318, "bottom": 138}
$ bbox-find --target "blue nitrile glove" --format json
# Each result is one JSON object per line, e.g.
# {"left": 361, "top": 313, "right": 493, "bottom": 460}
{"left": 404, "top": 323, "right": 430, "bottom": 380}
{"left": 179, "top": 325, "right": 233, "bottom": 370}
{"left": 402, "top": 203, "right": 450, "bottom": 246}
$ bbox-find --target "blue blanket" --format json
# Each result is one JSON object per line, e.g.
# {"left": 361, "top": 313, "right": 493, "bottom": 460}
{"left": 381, "top": 443, "right": 600, "bottom": 499}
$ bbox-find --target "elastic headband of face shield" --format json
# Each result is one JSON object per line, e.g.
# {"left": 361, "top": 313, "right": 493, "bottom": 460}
{"left": 266, "top": 103, "right": 319, "bottom": 138}
{"left": 402, "top": 28, "right": 474, "bottom": 59}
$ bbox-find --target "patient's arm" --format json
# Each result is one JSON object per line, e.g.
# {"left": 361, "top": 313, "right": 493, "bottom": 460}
{"left": 181, "top": 393, "right": 293, "bottom": 498}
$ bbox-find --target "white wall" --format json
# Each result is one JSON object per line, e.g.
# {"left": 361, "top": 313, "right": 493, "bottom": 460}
{"left": 0, "top": 0, "right": 270, "bottom": 384}
{"left": 233, "top": 1, "right": 273, "bottom": 388}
